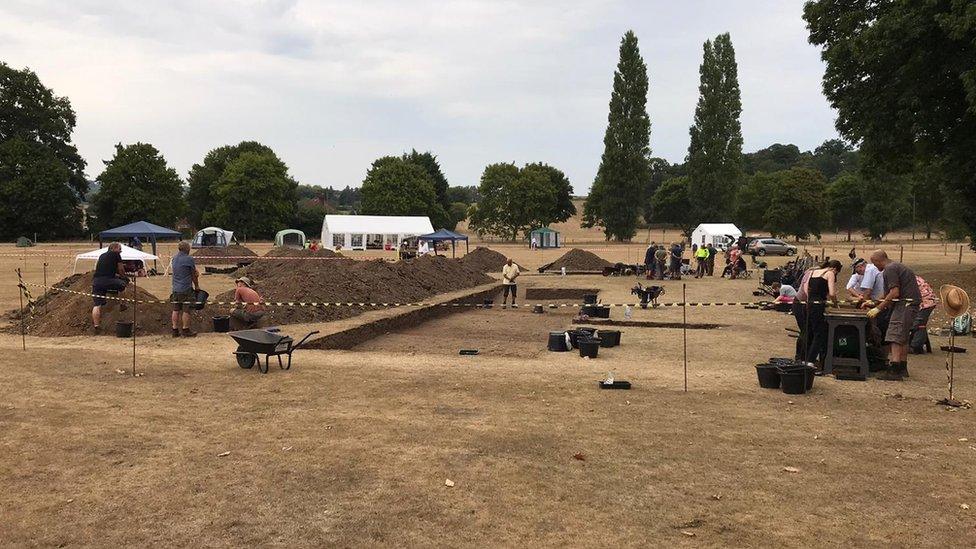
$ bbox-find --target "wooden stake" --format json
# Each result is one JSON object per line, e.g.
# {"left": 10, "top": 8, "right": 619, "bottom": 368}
{"left": 17, "top": 269, "right": 26, "bottom": 351}
{"left": 959, "top": 245, "right": 964, "bottom": 265}
{"left": 682, "top": 283, "right": 688, "bottom": 393}
{"left": 899, "top": 245, "right": 903, "bottom": 263}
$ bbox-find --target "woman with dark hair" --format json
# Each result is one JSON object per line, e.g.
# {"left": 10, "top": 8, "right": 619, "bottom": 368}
{"left": 802, "top": 259, "right": 842, "bottom": 364}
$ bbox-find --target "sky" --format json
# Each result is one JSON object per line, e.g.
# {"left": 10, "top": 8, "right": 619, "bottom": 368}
{"left": 0, "top": 0, "right": 840, "bottom": 193}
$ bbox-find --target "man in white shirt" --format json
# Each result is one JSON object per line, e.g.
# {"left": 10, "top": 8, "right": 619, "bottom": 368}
{"left": 501, "top": 258, "right": 520, "bottom": 306}
{"left": 849, "top": 258, "right": 885, "bottom": 301}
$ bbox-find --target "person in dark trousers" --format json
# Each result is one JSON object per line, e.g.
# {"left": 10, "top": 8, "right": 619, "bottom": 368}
{"left": 170, "top": 240, "right": 201, "bottom": 337}
{"left": 501, "top": 258, "right": 520, "bottom": 306}
{"left": 801, "top": 260, "right": 842, "bottom": 365}
{"left": 863, "top": 250, "right": 921, "bottom": 380}
{"left": 91, "top": 242, "right": 129, "bottom": 334}
{"left": 654, "top": 246, "right": 668, "bottom": 280}
{"left": 644, "top": 243, "right": 655, "bottom": 279}
{"left": 669, "top": 243, "right": 683, "bottom": 279}
{"left": 706, "top": 244, "right": 717, "bottom": 276}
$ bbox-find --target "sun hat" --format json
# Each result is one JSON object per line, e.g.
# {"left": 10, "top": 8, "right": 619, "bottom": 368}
{"left": 940, "top": 284, "right": 971, "bottom": 318}
{"left": 235, "top": 276, "right": 253, "bottom": 288}
{"left": 851, "top": 258, "right": 866, "bottom": 270}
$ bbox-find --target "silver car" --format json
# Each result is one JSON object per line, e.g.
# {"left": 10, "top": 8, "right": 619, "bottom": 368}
{"left": 748, "top": 238, "right": 797, "bottom": 256}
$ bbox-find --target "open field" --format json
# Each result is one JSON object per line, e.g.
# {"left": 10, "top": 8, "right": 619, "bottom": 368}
{"left": 2, "top": 241, "right": 976, "bottom": 546}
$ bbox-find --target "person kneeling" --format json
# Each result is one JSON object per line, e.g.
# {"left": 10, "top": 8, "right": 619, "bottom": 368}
{"left": 230, "top": 276, "right": 265, "bottom": 328}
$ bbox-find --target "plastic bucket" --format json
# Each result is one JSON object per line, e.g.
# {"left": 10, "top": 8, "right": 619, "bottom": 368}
{"left": 779, "top": 370, "right": 807, "bottom": 394}
{"left": 532, "top": 304, "right": 544, "bottom": 314}
{"left": 583, "top": 293, "right": 598, "bottom": 305}
{"left": 598, "top": 330, "right": 621, "bottom": 347}
{"left": 756, "top": 364, "right": 781, "bottom": 389}
{"left": 115, "top": 321, "right": 133, "bottom": 338}
{"left": 212, "top": 315, "right": 230, "bottom": 333}
{"left": 578, "top": 338, "right": 600, "bottom": 358}
{"left": 193, "top": 289, "right": 209, "bottom": 311}
{"left": 581, "top": 304, "right": 599, "bottom": 317}
{"left": 595, "top": 306, "right": 611, "bottom": 319}
{"left": 548, "top": 331, "right": 569, "bottom": 352}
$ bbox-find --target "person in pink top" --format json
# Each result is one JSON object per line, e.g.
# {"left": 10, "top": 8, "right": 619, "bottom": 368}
{"left": 909, "top": 275, "right": 936, "bottom": 354}
{"left": 230, "top": 276, "right": 266, "bottom": 328}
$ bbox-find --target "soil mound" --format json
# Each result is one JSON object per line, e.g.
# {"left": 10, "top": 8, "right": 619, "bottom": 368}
{"left": 192, "top": 245, "right": 257, "bottom": 265}
{"left": 220, "top": 254, "right": 494, "bottom": 326}
{"left": 461, "top": 247, "right": 510, "bottom": 273}
{"left": 539, "top": 249, "right": 613, "bottom": 272}
{"left": 262, "top": 246, "right": 341, "bottom": 259}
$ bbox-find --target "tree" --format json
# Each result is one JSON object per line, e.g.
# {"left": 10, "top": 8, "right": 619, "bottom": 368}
{"left": 826, "top": 172, "right": 864, "bottom": 241}
{"left": 360, "top": 156, "right": 444, "bottom": 221}
{"left": 687, "top": 33, "right": 743, "bottom": 222}
{"left": 523, "top": 162, "right": 575, "bottom": 223}
{"left": 811, "top": 139, "right": 859, "bottom": 181}
{"left": 763, "top": 168, "right": 828, "bottom": 241}
{"left": 650, "top": 176, "right": 696, "bottom": 237}
{"left": 186, "top": 141, "right": 276, "bottom": 227}
{"left": 742, "top": 144, "right": 805, "bottom": 175}
{"left": 207, "top": 151, "right": 298, "bottom": 239}
{"left": 911, "top": 160, "right": 945, "bottom": 240}
{"left": 91, "top": 143, "right": 184, "bottom": 230}
{"left": 293, "top": 199, "right": 334, "bottom": 237}
{"left": 0, "top": 62, "right": 86, "bottom": 239}
{"left": 582, "top": 30, "right": 651, "bottom": 241}
{"left": 732, "top": 172, "right": 777, "bottom": 231}
{"left": 446, "top": 185, "right": 481, "bottom": 204}
{"left": 402, "top": 150, "right": 450, "bottom": 211}
{"left": 859, "top": 160, "right": 911, "bottom": 240}
{"left": 641, "top": 157, "right": 674, "bottom": 224}
{"left": 805, "top": 0, "right": 976, "bottom": 247}
{"left": 469, "top": 162, "right": 565, "bottom": 241}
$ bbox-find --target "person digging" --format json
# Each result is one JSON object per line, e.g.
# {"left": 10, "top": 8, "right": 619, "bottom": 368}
{"left": 91, "top": 241, "right": 129, "bottom": 335}
{"left": 501, "top": 258, "right": 520, "bottom": 307}
{"left": 230, "top": 276, "right": 265, "bottom": 329}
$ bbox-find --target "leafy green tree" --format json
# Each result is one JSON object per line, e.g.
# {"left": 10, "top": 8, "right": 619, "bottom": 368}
{"left": 858, "top": 161, "right": 911, "bottom": 240}
{"left": 446, "top": 185, "right": 481, "bottom": 204}
{"left": 763, "top": 168, "right": 828, "bottom": 241}
{"left": 911, "top": 160, "right": 945, "bottom": 240}
{"left": 402, "top": 150, "right": 450, "bottom": 211}
{"left": 293, "top": 199, "right": 334, "bottom": 237}
{"left": 186, "top": 141, "right": 276, "bottom": 227}
{"left": 811, "top": 139, "right": 858, "bottom": 181}
{"left": 641, "top": 158, "right": 675, "bottom": 224}
{"left": 583, "top": 30, "right": 651, "bottom": 241}
{"left": 742, "top": 144, "right": 805, "bottom": 175}
{"left": 207, "top": 152, "right": 298, "bottom": 239}
{"left": 448, "top": 202, "right": 469, "bottom": 227}
{"left": 91, "top": 143, "right": 184, "bottom": 230}
{"left": 0, "top": 62, "right": 86, "bottom": 239}
{"left": 523, "top": 162, "right": 575, "bottom": 222}
{"left": 687, "top": 33, "right": 743, "bottom": 221}
{"left": 469, "top": 162, "right": 564, "bottom": 241}
{"left": 826, "top": 172, "right": 864, "bottom": 241}
{"left": 805, "top": 0, "right": 976, "bottom": 246}
{"left": 732, "top": 172, "right": 777, "bottom": 231}
{"left": 650, "top": 176, "right": 696, "bottom": 237}
{"left": 360, "top": 156, "right": 445, "bottom": 222}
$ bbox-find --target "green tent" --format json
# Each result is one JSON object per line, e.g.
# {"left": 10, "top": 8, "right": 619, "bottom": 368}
{"left": 275, "top": 229, "right": 306, "bottom": 249}
{"left": 15, "top": 236, "right": 34, "bottom": 248}
{"left": 528, "top": 227, "right": 560, "bottom": 249}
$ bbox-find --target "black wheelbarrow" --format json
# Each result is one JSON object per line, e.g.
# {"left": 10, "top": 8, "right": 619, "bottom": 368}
{"left": 229, "top": 329, "right": 320, "bottom": 374}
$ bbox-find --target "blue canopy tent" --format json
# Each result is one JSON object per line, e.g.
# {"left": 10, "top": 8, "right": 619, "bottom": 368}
{"left": 99, "top": 221, "right": 182, "bottom": 270}
{"left": 417, "top": 229, "right": 469, "bottom": 258}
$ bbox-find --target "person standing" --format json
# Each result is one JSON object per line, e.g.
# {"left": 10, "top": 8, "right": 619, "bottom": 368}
{"left": 694, "top": 245, "right": 709, "bottom": 278}
{"left": 644, "top": 243, "right": 655, "bottom": 279}
{"left": 909, "top": 275, "right": 937, "bottom": 354}
{"left": 669, "top": 243, "right": 683, "bottom": 279}
{"left": 501, "top": 258, "right": 519, "bottom": 306}
{"left": 801, "top": 260, "right": 842, "bottom": 364}
{"left": 728, "top": 245, "right": 743, "bottom": 279}
{"left": 654, "top": 246, "right": 668, "bottom": 280}
{"left": 170, "top": 240, "right": 200, "bottom": 337}
{"left": 91, "top": 242, "right": 129, "bottom": 334}
{"left": 531, "top": 235, "right": 539, "bottom": 250}
{"left": 705, "top": 244, "right": 717, "bottom": 276}
{"left": 863, "top": 250, "right": 921, "bottom": 380}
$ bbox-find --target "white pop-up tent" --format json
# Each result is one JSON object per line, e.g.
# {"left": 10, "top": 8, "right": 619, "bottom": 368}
{"left": 691, "top": 223, "right": 742, "bottom": 251}
{"left": 74, "top": 244, "right": 159, "bottom": 274}
{"left": 192, "top": 226, "right": 235, "bottom": 247}
{"left": 321, "top": 215, "right": 434, "bottom": 250}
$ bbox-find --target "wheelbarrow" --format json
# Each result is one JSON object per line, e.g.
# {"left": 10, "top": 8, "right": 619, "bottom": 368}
{"left": 229, "top": 329, "right": 320, "bottom": 374}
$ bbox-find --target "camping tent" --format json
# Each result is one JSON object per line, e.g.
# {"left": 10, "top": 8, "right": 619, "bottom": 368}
{"left": 275, "top": 229, "right": 306, "bottom": 249}
{"left": 417, "top": 228, "right": 469, "bottom": 257}
{"left": 73, "top": 244, "right": 158, "bottom": 274}
{"left": 192, "top": 226, "right": 235, "bottom": 248}
{"left": 691, "top": 223, "right": 742, "bottom": 251}
{"left": 321, "top": 215, "right": 434, "bottom": 251}
{"left": 15, "top": 236, "right": 34, "bottom": 247}
{"left": 529, "top": 227, "right": 560, "bottom": 249}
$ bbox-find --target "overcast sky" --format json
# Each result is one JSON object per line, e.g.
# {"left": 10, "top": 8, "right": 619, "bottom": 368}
{"left": 1, "top": 0, "right": 839, "bottom": 193}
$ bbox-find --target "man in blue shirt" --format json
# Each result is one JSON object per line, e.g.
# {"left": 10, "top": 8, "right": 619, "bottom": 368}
{"left": 170, "top": 240, "right": 200, "bottom": 337}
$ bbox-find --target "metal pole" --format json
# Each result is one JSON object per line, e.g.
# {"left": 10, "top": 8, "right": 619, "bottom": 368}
{"left": 682, "top": 283, "right": 688, "bottom": 393}
{"left": 17, "top": 269, "right": 26, "bottom": 351}
{"left": 132, "top": 276, "right": 137, "bottom": 376}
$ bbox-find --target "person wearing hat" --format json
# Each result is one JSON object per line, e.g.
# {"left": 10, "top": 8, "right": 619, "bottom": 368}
{"left": 230, "top": 276, "right": 265, "bottom": 329}
{"left": 862, "top": 250, "right": 921, "bottom": 380}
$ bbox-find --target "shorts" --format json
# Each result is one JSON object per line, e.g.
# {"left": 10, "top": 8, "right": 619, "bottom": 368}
{"left": 231, "top": 308, "right": 265, "bottom": 326}
{"left": 170, "top": 290, "right": 195, "bottom": 312}
{"left": 92, "top": 276, "right": 128, "bottom": 306}
{"left": 885, "top": 304, "right": 918, "bottom": 345}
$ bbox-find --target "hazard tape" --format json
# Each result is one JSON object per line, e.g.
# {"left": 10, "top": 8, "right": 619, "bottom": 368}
{"left": 0, "top": 253, "right": 394, "bottom": 261}
{"left": 19, "top": 281, "right": 927, "bottom": 309}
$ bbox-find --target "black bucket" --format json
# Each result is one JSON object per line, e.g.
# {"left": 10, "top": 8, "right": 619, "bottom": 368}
{"left": 212, "top": 315, "right": 230, "bottom": 333}
{"left": 532, "top": 304, "right": 544, "bottom": 314}
{"left": 779, "top": 370, "right": 807, "bottom": 394}
{"left": 483, "top": 299, "right": 493, "bottom": 309}
{"left": 581, "top": 304, "right": 599, "bottom": 317}
{"left": 193, "top": 289, "right": 209, "bottom": 311}
{"left": 583, "top": 293, "right": 598, "bottom": 305}
{"left": 595, "top": 306, "right": 611, "bottom": 319}
{"left": 578, "top": 338, "right": 600, "bottom": 358}
{"left": 115, "top": 321, "right": 133, "bottom": 338}
{"left": 779, "top": 364, "right": 816, "bottom": 391}
{"left": 598, "top": 330, "right": 621, "bottom": 347}
{"left": 577, "top": 327, "right": 597, "bottom": 336}
{"left": 756, "top": 364, "right": 781, "bottom": 389}
{"left": 548, "top": 331, "right": 569, "bottom": 352}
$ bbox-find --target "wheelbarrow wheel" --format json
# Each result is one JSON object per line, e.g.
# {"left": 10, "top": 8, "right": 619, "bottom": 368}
{"left": 236, "top": 353, "right": 256, "bottom": 369}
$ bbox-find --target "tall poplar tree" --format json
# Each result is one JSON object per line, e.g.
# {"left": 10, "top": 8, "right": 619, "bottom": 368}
{"left": 687, "top": 33, "right": 743, "bottom": 222}
{"left": 582, "top": 30, "right": 651, "bottom": 241}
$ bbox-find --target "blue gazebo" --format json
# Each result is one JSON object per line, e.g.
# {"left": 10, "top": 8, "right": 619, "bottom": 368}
{"left": 99, "top": 221, "right": 182, "bottom": 268}
{"left": 417, "top": 229, "right": 469, "bottom": 257}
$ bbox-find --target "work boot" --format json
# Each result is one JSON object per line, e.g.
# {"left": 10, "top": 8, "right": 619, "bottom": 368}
{"left": 172, "top": 328, "right": 180, "bottom": 338}
{"left": 876, "top": 361, "right": 905, "bottom": 381}
{"left": 93, "top": 325, "right": 102, "bottom": 335}
{"left": 181, "top": 328, "right": 197, "bottom": 338}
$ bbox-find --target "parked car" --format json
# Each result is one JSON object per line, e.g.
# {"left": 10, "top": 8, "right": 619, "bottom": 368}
{"left": 747, "top": 238, "right": 797, "bottom": 256}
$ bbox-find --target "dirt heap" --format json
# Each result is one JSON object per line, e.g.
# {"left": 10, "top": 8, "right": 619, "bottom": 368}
{"left": 9, "top": 272, "right": 210, "bottom": 337}
{"left": 262, "top": 246, "right": 341, "bottom": 258}
{"left": 192, "top": 245, "right": 257, "bottom": 265}
{"left": 460, "top": 247, "right": 510, "bottom": 273}
{"left": 221, "top": 254, "right": 494, "bottom": 326}
{"left": 539, "top": 248, "right": 613, "bottom": 272}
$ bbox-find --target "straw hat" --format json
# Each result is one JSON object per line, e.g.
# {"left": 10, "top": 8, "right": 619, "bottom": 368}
{"left": 940, "top": 285, "right": 970, "bottom": 318}
{"left": 235, "top": 276, "right": 253, "bottom": 288}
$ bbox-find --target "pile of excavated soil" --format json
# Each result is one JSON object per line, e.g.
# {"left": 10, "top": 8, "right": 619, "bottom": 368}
{"left": 192, "top": 245, "right": 257, "bottom": 265}
{"left": 262, "top": 247, "right": 341, "bottom": 258}
{"left": 9, "top": 272, "right": 211, "bottom": 337}
{"left": 220, "top": 254, "right": 494, "bottom": 326}
{"left": 540, "top": 248, "right": 614, "bottom": 272}
{"left": 460, "top": 247, "right": 511, "bottom": 273}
